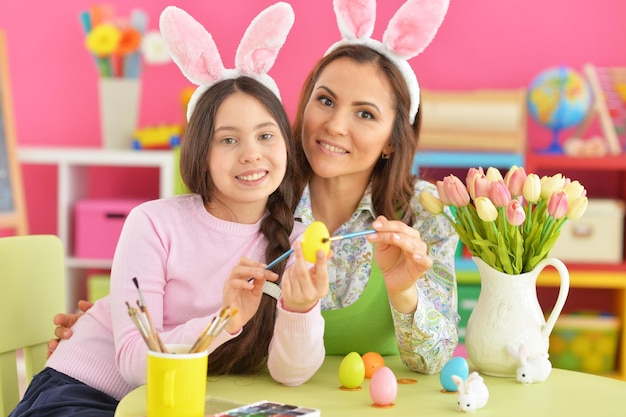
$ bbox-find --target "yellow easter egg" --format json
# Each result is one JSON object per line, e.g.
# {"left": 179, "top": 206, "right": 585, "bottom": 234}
{"left": 338, "top": 352, "right": 365, "bottom": 389}
{"left": 301, "top": 221, "right": 330, "bottom": 263}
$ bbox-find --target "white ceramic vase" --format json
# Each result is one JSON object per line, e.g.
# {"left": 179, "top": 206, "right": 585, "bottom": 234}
{"left": 98, "top": 77, "right": 141, "bottom": 149}
{"left": 465, "top": 256, "right": 570, "bottom": 377}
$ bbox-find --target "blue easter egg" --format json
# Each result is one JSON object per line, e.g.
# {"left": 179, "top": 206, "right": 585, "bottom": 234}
{"left": 439, "top": 356, "right": 469, "bottom": 392}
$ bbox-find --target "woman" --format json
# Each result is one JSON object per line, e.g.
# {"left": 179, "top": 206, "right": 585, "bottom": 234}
{"left": 291, "top": 42, "right": 458, "bottom": 374}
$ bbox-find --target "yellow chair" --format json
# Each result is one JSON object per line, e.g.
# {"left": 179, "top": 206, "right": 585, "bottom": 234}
{"left": 0, "top": 235, "right": 66, "bottom": 416}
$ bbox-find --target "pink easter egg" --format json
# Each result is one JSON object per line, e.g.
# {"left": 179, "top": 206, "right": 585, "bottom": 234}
{"left": 369, "top": 366, "right": 398, "bottom": 406}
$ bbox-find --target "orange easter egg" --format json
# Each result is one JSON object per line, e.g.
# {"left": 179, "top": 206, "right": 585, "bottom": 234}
{"left": 362, "top": 352, "right": 385, "bottom": 378}
{"left": 301, "top": 221, "right": 330, "bottom": 263}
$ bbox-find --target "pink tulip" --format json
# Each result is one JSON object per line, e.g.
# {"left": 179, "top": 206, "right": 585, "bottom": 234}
{"left": 504, "top": 166, "right": 527, "bottom": 197}
{"left": 489, "top": 180, "right": 512, "bottom": 208}
{"left": 467, "top": 171, "right": 490, "bottom": 200}
{"left": 436, "top": 180, "right": 452, "bottom": 206}
{"left": 506, "top": 199, "right": 526, "bottom": 226}
{"left": 547, "top": 191, "right": 568, "bottom": 219}
{"left": 465, "top": 167, "right": 484, "bottom": 189}
{"left": 441, "top": 175, "right": 470, "bottom": 207}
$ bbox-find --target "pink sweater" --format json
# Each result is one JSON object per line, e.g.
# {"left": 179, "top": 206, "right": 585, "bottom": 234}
{"left": 47, "top": 194, "right": 325, "bottom": 400}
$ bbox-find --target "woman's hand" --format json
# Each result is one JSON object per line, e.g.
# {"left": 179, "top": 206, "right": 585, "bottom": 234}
{"left": 367, "top": 215, "right": 433, "bottom": 314}
{"left": 280, "top": 243, "right": 330, "bottom": 313}
{"left": 221, "top": 257, "right": 279, "bottom": 334}
{"left": 47, "top": 300, "right": 94, "bottom": 358}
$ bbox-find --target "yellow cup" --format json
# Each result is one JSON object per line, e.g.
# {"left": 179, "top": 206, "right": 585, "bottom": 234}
{"left": 146, "top": 344, "right": 208, "bottom": 417}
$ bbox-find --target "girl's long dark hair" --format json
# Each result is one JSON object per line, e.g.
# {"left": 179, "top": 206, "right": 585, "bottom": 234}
{"left": 291, "top": 44, "right": 422, "bottom": 226}
{"left": 180, "top": 77, "right": 299, "bottom": 374}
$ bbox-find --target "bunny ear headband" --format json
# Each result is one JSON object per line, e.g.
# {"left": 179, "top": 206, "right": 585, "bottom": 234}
{"left": 327, "top": 0, "right": 449, "bottom": 124}
{"left": 159, "top": 2, "right": 295, "bottom": 121}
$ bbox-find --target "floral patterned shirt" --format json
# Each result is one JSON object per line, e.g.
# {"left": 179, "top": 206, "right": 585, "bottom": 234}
{"left": 294, "top": 179, "right": 460, "bottom": 374}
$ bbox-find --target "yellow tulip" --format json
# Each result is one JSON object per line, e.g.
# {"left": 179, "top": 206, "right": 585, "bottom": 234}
{"left": 567, "top": 196, "right": 588, "bottom": 220}
{"left": 522, "top": 173, "right": 541, "bottom": 203}
{"left": 563, "top": 180, "right": 587, "bottom": 201}
{"left": 419, "top": 191, "right": 444, "bottom": 215}
{"left": 540, "top": 174, "right": 565, "bottom": 200}
{"left": 486, "top": 167, "right": 503, "bottom": 182}
{"left": 475, "top": 197, "right": 498, "bottom": 222}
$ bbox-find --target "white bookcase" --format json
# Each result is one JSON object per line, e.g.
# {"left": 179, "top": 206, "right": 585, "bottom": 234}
{"left": 18, "top": 147, "right": 175, "bottom": 312}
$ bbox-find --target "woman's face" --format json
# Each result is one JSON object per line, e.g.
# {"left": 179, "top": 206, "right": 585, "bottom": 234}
{"left": 301, "top": 57, "right": 396, "bottom": 183}
{"left": 207, "top": 92, "right": 287, "bottom": 221}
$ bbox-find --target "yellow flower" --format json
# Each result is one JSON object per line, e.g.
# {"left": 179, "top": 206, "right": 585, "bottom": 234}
{"left": 522, "top": 173, "right": 541, "bottom": 203}
{"left": 567, "top": 196, "right": 588, "bottom": 220}
{"left": 419, "top": 191, "right": 444, "bottom": 215}
{"left": 486, "top": 167, "right": 503, "bottom": 182}
{"left": 475, "top": 197, "right": 498, "bottom": 222}
{"left": 85, "top": 24, "right": 121, "bottom": 57}
{"left": 563, "top": 180, "right": 587, "bottom": 201}
{"left": 540, "top": 174, "right": 565, "bottom": 200}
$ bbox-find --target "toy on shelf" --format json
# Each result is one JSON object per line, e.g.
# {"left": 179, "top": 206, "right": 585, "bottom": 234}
{"left": 132, "top": 124, "right": 182, "bottom": 150}
{"left": 577, "top": 64, "right": 626, "bottom": 155}
{"left": 527, "top": 66, "right": 592, "bottom": 154}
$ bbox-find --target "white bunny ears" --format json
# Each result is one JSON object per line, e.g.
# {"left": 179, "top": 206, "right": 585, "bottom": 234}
{"left": 327, "top": 0, "right": 449, "bottom": 124}
{"left": 159, "top": 3, "right": 295, "bottom": 121}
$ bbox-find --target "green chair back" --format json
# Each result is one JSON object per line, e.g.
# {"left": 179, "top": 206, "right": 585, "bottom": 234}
{"left": 0, "top": 235, "right": 66, "bottom": 416}
{"left": 172, "top": 145, "right": 189, "bottom": 195}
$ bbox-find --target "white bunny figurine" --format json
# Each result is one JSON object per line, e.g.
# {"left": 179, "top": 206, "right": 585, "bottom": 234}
{"left": 506, "top": 343, "right": 552, "bottom": 384}
{"left": 451, "top": 372, "right": 489, "bottom": 413}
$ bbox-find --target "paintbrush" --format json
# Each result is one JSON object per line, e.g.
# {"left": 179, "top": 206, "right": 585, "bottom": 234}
{"left": 247, "top": 248, "right": 294, "bottom": 284}
{"left": 322, "top": 229, "right": 376, "bottom": 243}
{"left": 132, "top": 277, "right": 168, "bottom": 353}
{"left": 190, "top": 307, "right": 239, "bottom": 353}
{"left": 126, "top": 301, "right": 159, "bottom": 352}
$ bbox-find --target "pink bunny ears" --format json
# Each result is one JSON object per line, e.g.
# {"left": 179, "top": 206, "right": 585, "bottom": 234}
{"left": 328, "top": 0, "right": 449, "bottom": 124}
{"left": 159, "top": 3, "right": 295, "bottom": 121}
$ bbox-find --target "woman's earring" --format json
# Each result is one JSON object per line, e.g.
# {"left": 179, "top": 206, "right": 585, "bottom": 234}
{"left": 381, "top": 152, "right": 391, "bottom": 160}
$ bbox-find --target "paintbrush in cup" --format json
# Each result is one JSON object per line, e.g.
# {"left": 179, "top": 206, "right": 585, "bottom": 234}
{"left": 132, "top": 277, "right": 168, "bottom": 353}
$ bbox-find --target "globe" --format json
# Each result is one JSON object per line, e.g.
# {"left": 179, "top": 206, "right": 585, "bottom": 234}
{"left": 527, "top": 66, "right": 592, "bottom": 153}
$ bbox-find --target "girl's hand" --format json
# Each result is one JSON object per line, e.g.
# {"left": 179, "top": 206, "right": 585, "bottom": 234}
{"left": 280, "top": 243, "right": 330, "bottom": 313}
{"left": 221, "top": 257, "right": 279, "bottom": 333}
{"left": 47, "top": 300, "right": 94, "bottom": 358}
{"left": 367, "top": 215, "right": 433, "bottom": 313}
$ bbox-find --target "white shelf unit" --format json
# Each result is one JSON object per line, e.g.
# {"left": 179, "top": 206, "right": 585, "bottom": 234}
{"left": 18, "top": 147, "right": 175, "bottom": 312}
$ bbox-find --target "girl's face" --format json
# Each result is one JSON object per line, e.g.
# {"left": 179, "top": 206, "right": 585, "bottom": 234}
{"left": 208, "top": 92, "right": 287, "bottom": 222}
{"left": 301, "top": 58, "right": 396, "bottom": 183}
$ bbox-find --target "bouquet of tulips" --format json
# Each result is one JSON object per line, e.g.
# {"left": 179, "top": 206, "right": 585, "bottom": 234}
{"left": 419, "top": 166, "right": 588, "bottom": 275}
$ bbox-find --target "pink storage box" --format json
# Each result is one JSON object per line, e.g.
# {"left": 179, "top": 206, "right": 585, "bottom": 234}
{"left": 74, "top": 198, "right": 145, "bottom": 259}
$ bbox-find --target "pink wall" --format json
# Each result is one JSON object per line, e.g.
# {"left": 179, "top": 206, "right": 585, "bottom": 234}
{"left": 1, "top": 0, "right": 625, "bottom": 233}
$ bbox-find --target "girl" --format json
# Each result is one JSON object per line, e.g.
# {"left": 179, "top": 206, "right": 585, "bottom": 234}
{"left": 12, "top": 4, "right": 327, "bottom": 416}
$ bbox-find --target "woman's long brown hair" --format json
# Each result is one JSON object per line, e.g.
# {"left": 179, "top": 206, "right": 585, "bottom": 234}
{"left": 180, "top": 77, "right": 299, "bottom": 374}
{"left": 291, "top": 44, "right": 422, "bottom": 226}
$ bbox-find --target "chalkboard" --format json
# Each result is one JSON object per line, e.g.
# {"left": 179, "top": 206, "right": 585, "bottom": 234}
{"left": 0, "top": 30, "right": 28, "bottom": 234}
